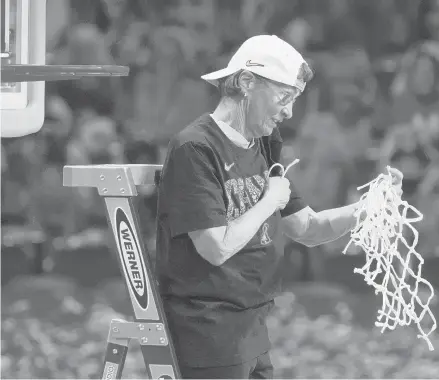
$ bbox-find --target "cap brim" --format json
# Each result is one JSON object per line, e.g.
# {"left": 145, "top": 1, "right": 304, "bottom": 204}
{"left": 201, "top": 67, "right": 238, "bottom": 87}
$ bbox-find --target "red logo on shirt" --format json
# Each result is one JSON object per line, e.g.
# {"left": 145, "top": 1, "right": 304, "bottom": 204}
{"left": 260, "top": 222, "right": 272, "bottom": 245}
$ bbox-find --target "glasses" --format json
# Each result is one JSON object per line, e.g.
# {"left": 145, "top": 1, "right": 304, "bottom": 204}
{"left": 258, "top": 78, "right": 300, "bottom": 106}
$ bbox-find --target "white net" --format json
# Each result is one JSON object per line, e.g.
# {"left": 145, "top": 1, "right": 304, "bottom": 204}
{"left": 343, "top": 167, "right": 437, "bottom": 351}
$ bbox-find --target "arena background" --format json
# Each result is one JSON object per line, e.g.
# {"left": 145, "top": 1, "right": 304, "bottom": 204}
{"left": 2, "top": 0, "right": 439, "bottom": 378}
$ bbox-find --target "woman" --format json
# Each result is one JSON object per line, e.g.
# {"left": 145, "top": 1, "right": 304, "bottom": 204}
{"left": 156, "top": 35, "right": 403, "bottom": 379}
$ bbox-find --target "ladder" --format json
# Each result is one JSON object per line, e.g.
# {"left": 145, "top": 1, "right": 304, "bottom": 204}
{"left": 63, "top": 164, "right": 181, "bottom": 380}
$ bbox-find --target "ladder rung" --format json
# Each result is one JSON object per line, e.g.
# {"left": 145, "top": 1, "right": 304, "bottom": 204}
{"left": 63, "top": 164, "right": 163, "bottom": 188}
{"left": 63, "top": 164, "right": 163, "bottom": 196}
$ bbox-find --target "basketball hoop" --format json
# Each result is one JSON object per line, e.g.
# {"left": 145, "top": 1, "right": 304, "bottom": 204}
{"left": 0, "top": 0, "right": 130, "bottom": 138}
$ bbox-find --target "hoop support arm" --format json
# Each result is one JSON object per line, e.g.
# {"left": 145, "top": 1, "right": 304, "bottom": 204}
{"left": 1, "top": 65, "right": 130, "bottom": 83}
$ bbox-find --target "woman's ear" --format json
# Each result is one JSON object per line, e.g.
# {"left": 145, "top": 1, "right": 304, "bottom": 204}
{"left": 238, "top": 70, "right": 257, "bottom": 96}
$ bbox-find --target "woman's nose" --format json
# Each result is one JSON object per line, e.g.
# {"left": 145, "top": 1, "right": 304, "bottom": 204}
{"left": 281, "top": 102, "right": 293, "bottom": 120}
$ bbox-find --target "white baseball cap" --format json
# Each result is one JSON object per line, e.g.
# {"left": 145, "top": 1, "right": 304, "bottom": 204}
{"left": 201, "top": 35, "right": 308, "bottom": 92}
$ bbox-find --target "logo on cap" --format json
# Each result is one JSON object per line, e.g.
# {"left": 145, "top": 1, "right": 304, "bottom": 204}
{"left": 246, "top": 60, "right": 265, "bottom": 68}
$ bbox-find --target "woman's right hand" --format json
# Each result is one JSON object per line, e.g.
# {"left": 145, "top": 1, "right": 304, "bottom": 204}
{"left": 263, "top": 176, "right": 291, "bottom": 211}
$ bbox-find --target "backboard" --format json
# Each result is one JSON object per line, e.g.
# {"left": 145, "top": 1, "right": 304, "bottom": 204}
{"left": 0, "top": 0, "right": 129, "bottom": 138}
{"left": 1, "top": 0, "right": 46, "bottom": 138}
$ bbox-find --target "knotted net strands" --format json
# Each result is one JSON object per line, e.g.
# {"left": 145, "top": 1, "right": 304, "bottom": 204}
{"left": 343, "top": 168, "right": 437, "bottom": 351}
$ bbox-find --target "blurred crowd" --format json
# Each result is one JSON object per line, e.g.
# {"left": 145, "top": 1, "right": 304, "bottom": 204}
{"left": 2, "top": 0, "right": 439, "bottom": 267}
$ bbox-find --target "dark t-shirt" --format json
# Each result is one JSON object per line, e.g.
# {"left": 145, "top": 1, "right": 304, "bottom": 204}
{"left": 156, "top": 114, "right": 306, "bottom": 367}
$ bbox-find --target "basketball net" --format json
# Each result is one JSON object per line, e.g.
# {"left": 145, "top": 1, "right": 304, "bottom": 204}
{"left": 343, "top": 167, "right": 437, "bottom": 351}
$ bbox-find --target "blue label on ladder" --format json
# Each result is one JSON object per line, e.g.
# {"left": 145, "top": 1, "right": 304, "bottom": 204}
{"left": 116, "top": 208, "right": 149, "bottom": 310}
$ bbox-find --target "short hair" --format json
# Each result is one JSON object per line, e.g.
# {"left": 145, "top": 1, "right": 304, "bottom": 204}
{"left": 218, "top": 70, "right": 244, "bottom": 98}
{"left": 218, "top": 63, "right": 314, "bottom": 98}
{"left": 297, "top": 61, "right": 314, "bottom": 84}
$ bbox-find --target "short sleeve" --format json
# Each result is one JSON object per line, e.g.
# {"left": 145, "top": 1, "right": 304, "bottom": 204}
{"left": 280, "top": 175, "right": 307, "bottom": 217}
{"left": 278, "top": 152, "right": 307, "bottom": 218}
{"left": 261, "top": 128, "right": 307, "bottom": 217}
{"left": 160, "top": 142, "right": 227, "bottom": 237}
